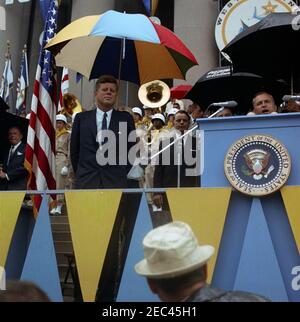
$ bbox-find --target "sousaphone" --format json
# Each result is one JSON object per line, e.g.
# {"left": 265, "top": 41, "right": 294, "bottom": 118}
{"left": 138, "top": 80, "right": 170, "bottom": 108}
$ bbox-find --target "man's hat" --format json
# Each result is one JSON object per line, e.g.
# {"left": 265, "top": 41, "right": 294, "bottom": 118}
{"left": 138, "top": 80, "right": 170, "bottom": 108}
{"left": 135, "top": 221, "right": 214, "bottom": 279}
{"left": 132, "top": 107, "right": 143, "bottom": 118}
{"left": 56, "top": 114, "right": 67, "bottom": 123}
{"left": 167, "top": 108, "right": 179, "bottom": 117}
{"left": 151, "top": 113, "right": 166, "bottom": 125}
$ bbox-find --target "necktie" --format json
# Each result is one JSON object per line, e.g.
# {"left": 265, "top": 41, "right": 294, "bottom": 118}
{"left": 102, "top": 112, "right": 107, "bottom": 130}
{"left": 182, "top": 137, "right": 185, "bottom": 164}
{"left": 7, "top": 145, "right": 14, "bottom": 166}
{"left": 101, "top": 112, "right": 108, "bottom": 146}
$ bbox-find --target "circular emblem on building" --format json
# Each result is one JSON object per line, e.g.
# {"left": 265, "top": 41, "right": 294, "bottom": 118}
{"left": 215, "top": 0, "right": 298, "bottom": 56}
{"left": 224, "top": 134, "right": 291, "bottom": 196}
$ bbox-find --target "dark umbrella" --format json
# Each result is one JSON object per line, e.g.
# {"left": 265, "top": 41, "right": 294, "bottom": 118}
{"left": 222, "top": 12, "right": 300, "bottom": 81}
{"left": 185, "top": 66, "right": 288, "bottom": 115}
{"left": 0, "top": 97, "right": 9, "bottom": 111}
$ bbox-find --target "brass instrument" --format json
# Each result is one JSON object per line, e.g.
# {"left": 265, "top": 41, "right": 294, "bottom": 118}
{"left": 138, "top": 79, "right": 170, "bottom": 108}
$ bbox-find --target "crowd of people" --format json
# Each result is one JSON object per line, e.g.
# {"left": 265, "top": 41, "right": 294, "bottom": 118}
{"left": 1, "top": 74, "right": 300, "bottom": 212}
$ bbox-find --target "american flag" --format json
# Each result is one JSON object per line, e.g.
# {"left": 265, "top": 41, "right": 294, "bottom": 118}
{"left": 16, "top": 45, "right": 29, "bottom": 115}
{"left": 25, "top": 0, "right": 58, "bottom": 216}
{"left": 58, "top": 67, "right": 69, "bottom": 112}
{"left": 0, "top": 50, "right": 14, "bottom": 105}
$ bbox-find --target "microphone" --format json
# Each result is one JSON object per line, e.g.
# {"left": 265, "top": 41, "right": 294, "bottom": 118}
{"left": 209, "top": 100, "right": 238, "bottom": 108}
{"left": 282, "top": 95, "right": 300, "bottom": 102}
{"left": 208, "top": 107, "right": 224, "bottom": 118}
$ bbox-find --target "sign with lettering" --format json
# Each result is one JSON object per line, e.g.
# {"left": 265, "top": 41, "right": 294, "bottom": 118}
{"left": 215, "top": 0, "right": 298, "bottom": 54}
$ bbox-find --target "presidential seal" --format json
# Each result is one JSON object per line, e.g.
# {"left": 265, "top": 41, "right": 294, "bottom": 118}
{"left": 224, "top": 134, "right": 291, "bottom": 196}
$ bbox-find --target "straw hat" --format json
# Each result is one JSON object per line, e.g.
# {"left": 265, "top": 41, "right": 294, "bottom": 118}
{"left": 138, "top": 80, "right": 170, "bottom": 108}
{"left": 135, "top": 221, "right": 214, "bottom": 279}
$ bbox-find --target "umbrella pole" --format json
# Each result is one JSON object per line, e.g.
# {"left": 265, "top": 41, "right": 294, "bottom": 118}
{"left": 116, "top": 38, "right": 125, "bottom": 108}
{"left": 291, "top": 72, "right": 294, "bottom": 94}
{"left": 80, "top": 77, "right": 83, "bottom": 105}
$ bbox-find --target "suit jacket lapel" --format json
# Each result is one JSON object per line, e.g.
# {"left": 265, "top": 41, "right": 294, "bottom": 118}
{"left": 91, "top": 109, "right": 98, "bottom": 139}
{"left": 109, "top": 109, "right": 119, "bottom": 135}
{"left": 7, "top": 143, "right": 24, "bottom": 164}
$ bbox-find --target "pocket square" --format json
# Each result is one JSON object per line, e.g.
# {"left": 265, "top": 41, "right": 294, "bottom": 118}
{"left": 17, "top": 151, "right": 23, "bottom": 156}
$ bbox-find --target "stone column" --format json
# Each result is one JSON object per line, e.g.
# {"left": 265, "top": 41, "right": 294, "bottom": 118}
{"left": 174, "top": 0, "right": 219, "bottom": 86}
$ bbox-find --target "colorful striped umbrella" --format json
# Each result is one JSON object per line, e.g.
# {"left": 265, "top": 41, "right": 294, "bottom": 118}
{"left": 45, "top": 10, "right": 198, "bottom": 84}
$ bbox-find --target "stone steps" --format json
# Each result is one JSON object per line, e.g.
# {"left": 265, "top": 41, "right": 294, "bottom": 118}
{"left": 50, "top": 214, "right": 76, "bottom": 302}
{"left": 53, "top": 231, "right": 72, "bottom": 241}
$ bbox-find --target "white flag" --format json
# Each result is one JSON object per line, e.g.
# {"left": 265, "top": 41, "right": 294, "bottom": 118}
{"left": 58, "top": 67, "right": 69, "bottom": 111}
{"left": 0, "top": 55, "right": 13, "bottom": 104}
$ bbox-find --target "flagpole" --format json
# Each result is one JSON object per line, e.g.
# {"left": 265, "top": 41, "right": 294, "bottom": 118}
{"left": 8, "top": 41, "right": 15, "bottom": 114}
{"left": 1, "top": 40, "right": 14, "bottom": 112}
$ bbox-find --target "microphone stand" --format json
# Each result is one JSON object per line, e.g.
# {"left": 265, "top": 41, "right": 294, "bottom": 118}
{"left": 203, "top": 104, "right": 225, "bottom": 118}
{"left": 127, "top": 110, "right": 222, "bottom": 182}
{"left": 207, "top": 106, "right": 224, "bottom": 118}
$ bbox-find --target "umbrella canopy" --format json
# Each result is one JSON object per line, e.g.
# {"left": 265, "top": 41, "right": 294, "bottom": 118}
{"left": 45, "top": 10, "right": 198, "bottom": 84}
{"left": 185, "top": 66, "right": 288, "bottom": 114}
{"left": 170, "top": 84, "right": 193, "bottom": 99}
{"left": 222, "top": 12, "right": 300, "bottom": 79}
{"left": 0, "top": 97, "right": 9, "bottom": 111}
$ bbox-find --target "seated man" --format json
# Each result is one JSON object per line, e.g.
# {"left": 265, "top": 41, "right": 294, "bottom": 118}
{"left": 0, "top": 126, "right": 27, "bottom": 191}
{"left": 247, "top": 91, "right": 277, "bottom": 115}
{"left": 135, "top": 221, "right": 270, "bottom": 302}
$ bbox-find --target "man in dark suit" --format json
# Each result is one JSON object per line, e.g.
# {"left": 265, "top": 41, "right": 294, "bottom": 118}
{"left": 0, "top": 126, "right": 27, "bottom": 190}
{"left": 70, "top": 75, "right": 136, "bottom": 189}
{"left": 70, "top": 75, "right": 139, "bottom": 302}
{"left": 153, "top": 110, "right": 200, "bottom": 209}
